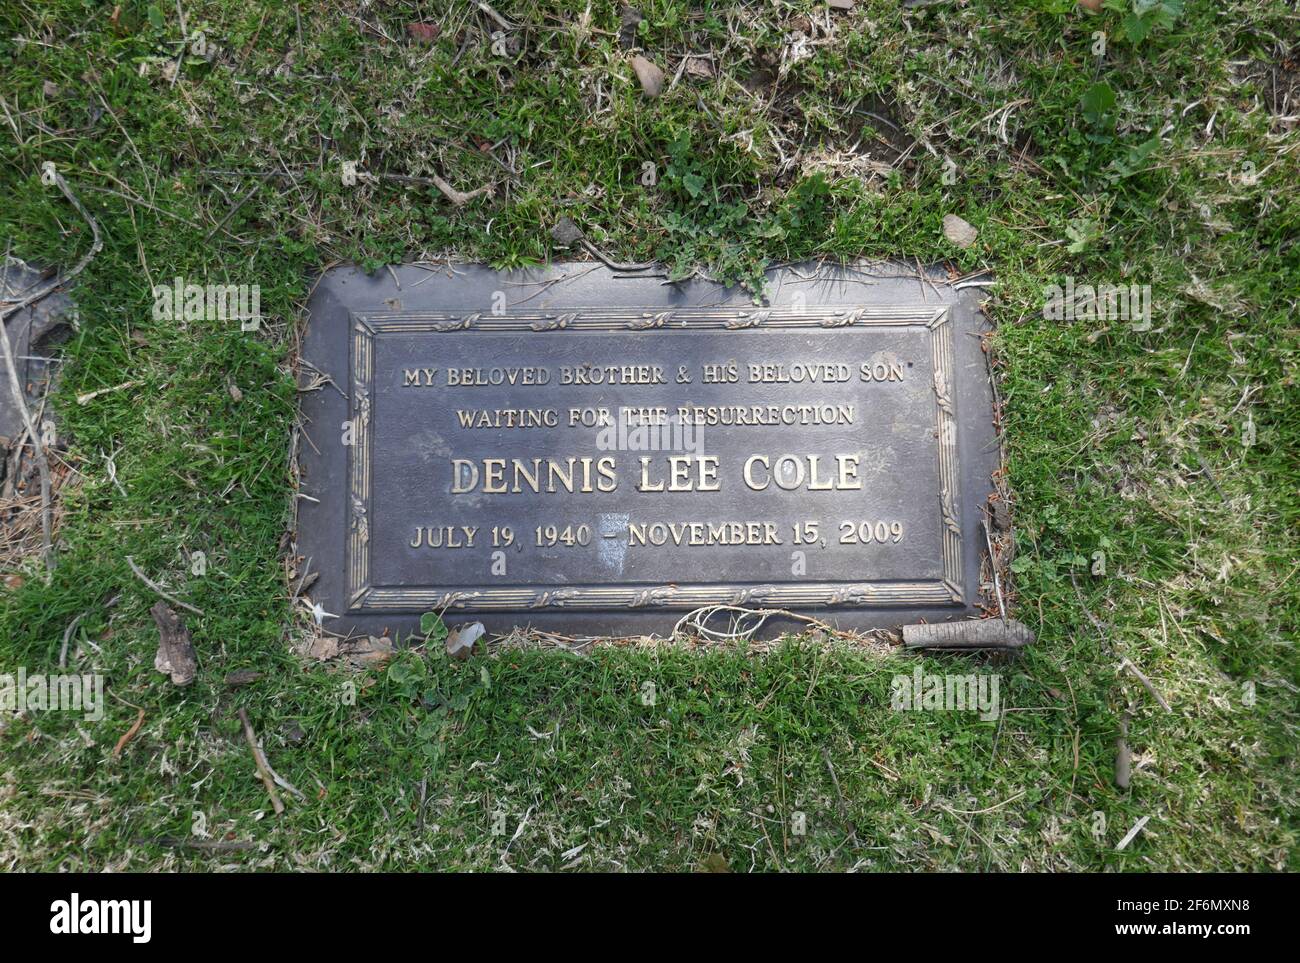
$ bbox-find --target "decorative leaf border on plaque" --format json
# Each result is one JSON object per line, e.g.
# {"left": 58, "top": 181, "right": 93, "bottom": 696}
{"left": 346, "top": 306, "right": 964, "bottom": 611}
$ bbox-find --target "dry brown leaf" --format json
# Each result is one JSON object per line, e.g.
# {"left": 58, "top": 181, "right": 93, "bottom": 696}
{"left": 631, "top": 55, "right": 664, "bottom": 97}
{"left": 344, "top": 635, "right": 395, "bottom": 667}
{"left": 407, "top": 22, "right": 441, "bottom": 42}
{"left": 684, "top": 57, "right": 713, "bottom": 80}
{"left": 307, "top": 635, "right": 340, "bottom": 661}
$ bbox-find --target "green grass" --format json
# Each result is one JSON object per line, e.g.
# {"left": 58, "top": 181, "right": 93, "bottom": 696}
{"left": 1, "top": 0, "right": 1296, "bottom": 870}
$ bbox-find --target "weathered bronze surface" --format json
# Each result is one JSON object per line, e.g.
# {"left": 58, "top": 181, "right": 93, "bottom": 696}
{"left": 297, "top": 262, "right": 999, "bottom": 638}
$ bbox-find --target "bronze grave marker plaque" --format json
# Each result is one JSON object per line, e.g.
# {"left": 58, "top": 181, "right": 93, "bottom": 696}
{"left": 296, "top": 262, "right": 999, "bottom": 638}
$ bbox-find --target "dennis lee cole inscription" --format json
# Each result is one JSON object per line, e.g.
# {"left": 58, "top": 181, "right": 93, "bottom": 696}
{"left": 297, "top": 263, "right": 999, "bottom": 637}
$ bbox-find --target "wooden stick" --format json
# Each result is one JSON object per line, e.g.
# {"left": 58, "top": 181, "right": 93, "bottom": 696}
{"left": 126, "top": 555, "right": 205, "bottom": 616}
{"left": 113, "top": 708, "right": 145, "bottom": 759}
{"left": 58, "top": 611, "right": 85, "bottom": 668}
{"left": 237, "top": 708, "right": 285, "bottom": 815}
{"left": 429, "top": 172, "right": 492, "bottom": 207}
{"left": 1120, "top": 658, "right": 1172, "bottom": 713}
{"left": 902, "top": 619, "right": 1035, "bottom": 650}
{"left": 1115, "top": 814, "right": 1151, "bottom": 852}
{"left": 476, "top": 1, "right": 514, "bottom": 30}
{"left": 76, "top": 379, "right": 141, "bottom": 405}
{"left": 1114, "top": 711, "right": 1132, "bottom": 789}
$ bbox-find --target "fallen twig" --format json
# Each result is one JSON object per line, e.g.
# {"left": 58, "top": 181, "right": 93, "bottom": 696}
{"left": 1115, "top": 710, "right": 1132, "bottom": 789}
{"left": 237, "top": 708, "right": 285, "bottom": 815}
{"left": 902, "top": 619, "right": 1035, "bottom": 650}
{"left": 1115, "top": 814, "right": 1151, "bottom": 852}
{"left": 113, "top": 708, "right": 145, "bottom": 759}
{"left": 204, "top": 182, "right": 260, "bottom": 242}
{"left": 262, "top": 756, "right": 306, "bottom": 800}
{"left": 1120, "top": 658, "right": 1172, "bottom": 713}
{"left": 548, "top": 217, "right": 657, "bottom": 273}
{"left": 369, "top": 171, "right": 493, "bottom": 206}
{"left": 430, "top": 172, "right": 492, "bottom": 207}
{"left": 76, "top": 379, "right": 141, "bottom": 405}
{"left": 58, "top": 611, "right": 85, "bottom": 669}
{"left": 126, "top": 556, "right": 205, "bottom": 616}
{"left": 580, "top": 237, "right": 659, "bottom": 273}
{"left": 476, "top": 1, "right": 514, "bottom": 30}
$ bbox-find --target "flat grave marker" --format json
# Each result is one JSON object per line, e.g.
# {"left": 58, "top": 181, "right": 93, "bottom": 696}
{"left": 297, "top": 262, "right": 1000, "bottom": 638}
